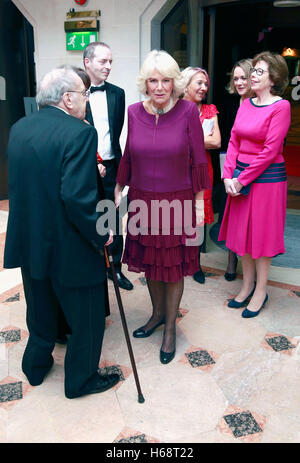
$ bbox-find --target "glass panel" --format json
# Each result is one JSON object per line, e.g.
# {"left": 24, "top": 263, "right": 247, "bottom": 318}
{"left": 161, "top": 0, "right": 188, "bottom": 69}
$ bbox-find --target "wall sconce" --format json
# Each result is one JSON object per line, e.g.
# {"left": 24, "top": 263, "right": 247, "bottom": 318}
{"left": 282, "top": 47, "right": 300, "bottom": 58}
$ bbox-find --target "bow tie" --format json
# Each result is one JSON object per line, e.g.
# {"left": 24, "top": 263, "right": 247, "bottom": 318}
{"left": 90, "top": 84, "right": 106, "bottom": 93}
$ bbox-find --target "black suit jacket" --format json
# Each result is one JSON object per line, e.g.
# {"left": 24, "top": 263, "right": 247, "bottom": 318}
{"left": 85, "top": 81, "right": 125, "bottom": 166}
{"left": 4, "top": 105, "right": 110, "bottom": 287}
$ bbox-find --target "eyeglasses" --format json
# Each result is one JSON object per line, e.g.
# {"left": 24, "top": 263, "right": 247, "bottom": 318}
{"left": 66, "top": 89, "right": 90, "bottom": 98}
{"left": 250, "top": 67, "right": 269, "bottom": 77}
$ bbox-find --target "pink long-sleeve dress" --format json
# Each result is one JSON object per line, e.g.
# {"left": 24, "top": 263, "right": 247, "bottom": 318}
{"left": 219, "top": 98, "right": 291, "bottom": 258}
{"left": 116, "top": 99, "right": 210, "bottom": 282}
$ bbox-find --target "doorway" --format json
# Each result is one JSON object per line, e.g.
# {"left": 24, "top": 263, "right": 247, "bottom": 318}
{"left": 210, "top": 0, "right": 300, "bottom": 209}
{"left": 0, "top": 0, "right": 36, "bottom": 200}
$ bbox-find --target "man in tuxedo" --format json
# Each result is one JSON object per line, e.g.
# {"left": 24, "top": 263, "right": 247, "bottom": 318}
{"left": 4, "top": 65, "right": 120, "bottom": 399}
{"left": 83, "top": 42, "right": 133, "bottom": 291}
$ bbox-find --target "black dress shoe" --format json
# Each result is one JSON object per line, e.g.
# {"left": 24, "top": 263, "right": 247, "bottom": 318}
{"left": 133, "top": 317, "right": 165, "bottom": 338}
{"left": 66, "top": 373, "right": 120, "bottom": 399}
{"left": 160, "top": 349, "right": 176, "bottom": 364}
{"left": 24, "top": 357, "right": 54, "bottom": 386}
{"left": 228, "top": 284, "right": 256, "bottom": 309}
{"left": 242, "top": 294, "right": 268, "bottom": 318}
{"left": 107, "top": 270, "right": 133, "bottom": 290}
{"left": 224, "top": 255, "right": 238, "bottom": 281}
{"left": 193, "top": 267, "right": 205, "bottom": 284}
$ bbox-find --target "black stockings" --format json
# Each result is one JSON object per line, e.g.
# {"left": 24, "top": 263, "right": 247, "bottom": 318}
{"left": 142, "top": 278, "right": 184, "bottom": 353}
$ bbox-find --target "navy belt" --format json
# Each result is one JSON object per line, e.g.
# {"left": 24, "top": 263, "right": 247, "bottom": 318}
{"left": 236, "top": 160, "right": 287, "bottom": 183}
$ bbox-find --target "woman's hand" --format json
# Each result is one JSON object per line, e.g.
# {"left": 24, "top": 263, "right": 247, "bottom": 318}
{"left": 224, "top": 178, "right": 241, "bottom": 197}
{"left": 232, "top": 178, "right": 243, "bottom": 194}
{"left": 114, "top": 184, "right": 123, "bottom": 208}
{"left": 195, "top": 199, "right": 205, "bottom": 226}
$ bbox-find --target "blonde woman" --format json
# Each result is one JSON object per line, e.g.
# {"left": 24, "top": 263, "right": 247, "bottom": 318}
{"left": 182, "top": 66, "right": 221, "bottom": 284}
{"left": 218, "top": 59, "right": 254, "bottom": 281}
{"left": 115, "top": 50, "right": 209, "bottom": 363}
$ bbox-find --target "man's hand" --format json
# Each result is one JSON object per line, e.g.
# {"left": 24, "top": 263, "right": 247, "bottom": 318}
{"left": 104, "top": 229, "right": 114, "bottom": 247}
{"left": 97, "top": 164, "right": 106, "bottom": 178}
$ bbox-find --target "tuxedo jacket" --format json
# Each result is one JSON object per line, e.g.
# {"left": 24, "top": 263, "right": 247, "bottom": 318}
{"left": 85, "top": 81, "right": 125, "bottom": 167}
{"left": 4, "top": 105, "right": 110, "bottom": 288}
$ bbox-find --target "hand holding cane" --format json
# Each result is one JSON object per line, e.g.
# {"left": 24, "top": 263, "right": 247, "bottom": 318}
{"left": 104, "top": 246, "right": 145, "bottom": 403}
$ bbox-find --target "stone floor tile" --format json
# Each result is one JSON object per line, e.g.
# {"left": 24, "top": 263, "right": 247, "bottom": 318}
{"left": 179, "top": 310, "right": 267, "bottom": 354}
{"left": 262, "top": 332, "right": 299, "bottom": 355}
{"left": 165, "top": 428, "right": 240, "bottom": 443}
{"left": 179, "top": 345, "right": 219, "bottom": 372}
{"left": 7, "top": 388, "right": 125, "bottom": 443}
{"left": 0, "top": 376, "right": 33, "bottom": 411}
{"left": 211, "top": 348, "right": 283, "bottom": 408}
{"left": 218, "top": 404, "right": 266, "bottom": 443}
{"left": 114, "top": 426, "right": 160, "bottom": 443}
{"left": 256, "top": 295, "right": 300, "bottom": 337}
{"left": 261, "top": 414, "right": 300, "bottom": 443}
{"left": 116, "top": 364, "right": 228, "bottom": 441}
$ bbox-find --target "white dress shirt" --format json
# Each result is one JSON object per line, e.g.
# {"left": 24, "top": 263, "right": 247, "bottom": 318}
{"left": 89, "top": 85, "right": 114, "bottom": 161}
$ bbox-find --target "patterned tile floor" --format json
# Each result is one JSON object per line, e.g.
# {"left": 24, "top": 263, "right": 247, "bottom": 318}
{"left": 0, "top": 201, "right": 300, "bottom": 443}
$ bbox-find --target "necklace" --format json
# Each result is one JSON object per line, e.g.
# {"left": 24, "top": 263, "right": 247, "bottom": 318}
{"left": 151, "top": 97, "right": 173, "bottom": 115}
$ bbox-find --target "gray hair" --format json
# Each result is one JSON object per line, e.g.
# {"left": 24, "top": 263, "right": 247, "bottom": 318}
{"left": 83, "top": 41, "right": 111, "bottom": 65}
{"left": 36, "top": 65, "right": 80, "bottom": 107}
{"left": 137, "top": 50, "right": 186, "bottom": 98}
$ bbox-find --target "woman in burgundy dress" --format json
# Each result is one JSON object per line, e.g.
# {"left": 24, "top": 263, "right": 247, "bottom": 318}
{"left": 182, "top": 67, "right": 221, "bottom": 284}
{"left": 219, "top": 52, "right": 291, "bottom": 318}
{"left": 115, "top": 50, "right": 209, "bottom": 364}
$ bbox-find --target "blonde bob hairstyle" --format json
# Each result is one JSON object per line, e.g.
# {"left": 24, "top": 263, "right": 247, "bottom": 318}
{"left": 228, "top": 59, "right": 253, "bottom": 96}
{"left": 181, "top": 66, "right": 210, "bottom": 90}
{"left": 137, "top": 50, "right": 186, "bottom": 98}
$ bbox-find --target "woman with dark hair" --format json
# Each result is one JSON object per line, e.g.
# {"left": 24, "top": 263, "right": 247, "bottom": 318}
{"left": 218, "top": 58, "right": 254, "bottom": 281}
{"left": 182, "top": 66, "right": 221, "bottom": 284}
{"left": 219, "top": 51, "right": 291, "bottom": 318}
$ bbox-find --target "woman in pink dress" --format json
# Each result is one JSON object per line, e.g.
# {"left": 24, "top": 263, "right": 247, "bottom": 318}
{"left": 182, "top": 67, "right": 221, "bottom": 284}
{"left": 115, "top": 51, "right": 209, "bottom": 363}
{"left": 219, "top": 51, "right": 291, "bottom": 318}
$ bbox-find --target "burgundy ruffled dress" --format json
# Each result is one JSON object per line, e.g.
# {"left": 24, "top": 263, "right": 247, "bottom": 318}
{"left": 116, "top": 99, "right": 210, "bottom": 282}
{"left": 200, "top": 104, "right": 219, "bottom": 224}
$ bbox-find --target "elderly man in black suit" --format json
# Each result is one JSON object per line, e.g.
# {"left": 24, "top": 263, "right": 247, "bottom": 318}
{"left": 4, "top": 65, "right": 120, "bottom": 399}
{"left": 83, "top": 42, "right": 133, "bottom": 291}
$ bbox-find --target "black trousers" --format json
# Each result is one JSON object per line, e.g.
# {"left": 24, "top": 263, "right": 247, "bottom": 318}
{"left": 21, "top": 268, "right": 106, "bottom": 397}
{"left": 101, "top": 159, "right": 124, "bottom": 272}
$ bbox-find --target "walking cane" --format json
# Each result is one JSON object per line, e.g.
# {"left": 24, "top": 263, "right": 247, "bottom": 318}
{"left": 104, "top": 246, "right": 145, "bottom": 404}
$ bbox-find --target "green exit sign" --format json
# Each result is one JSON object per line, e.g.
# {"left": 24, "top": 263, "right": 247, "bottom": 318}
{"left": 66, "top": 32, "right": 98, "bottom": 51}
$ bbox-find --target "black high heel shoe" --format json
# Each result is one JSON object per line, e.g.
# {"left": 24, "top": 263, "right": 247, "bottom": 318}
{"left": 242, "top": 294, "right": 268, "bottom": 318}
{"left": 228, "top": 283, "right": 256, "bottom": 309}
{"left": 133, "top": 317, "right": 165, "bottom": 338}
{"left": 160, "top": 348, "right": 176, "bottom": 364}
{"left": 224, "top": 255, "right": 238, "bottom": 282}
{"left": 193, "top": 267, "right": 205, "bottom": 284}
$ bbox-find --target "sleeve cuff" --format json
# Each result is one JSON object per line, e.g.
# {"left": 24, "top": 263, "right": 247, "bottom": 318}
{"left": 116, "top": 159, "right": 131, "bottom": 186}
{"left": 192, "top": 164, "right": 211, "bottom": 193}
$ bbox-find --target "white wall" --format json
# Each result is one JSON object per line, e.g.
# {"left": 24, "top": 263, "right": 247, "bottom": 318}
{"left": 11, "top": 0, "right": 173, "bottom": 143}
